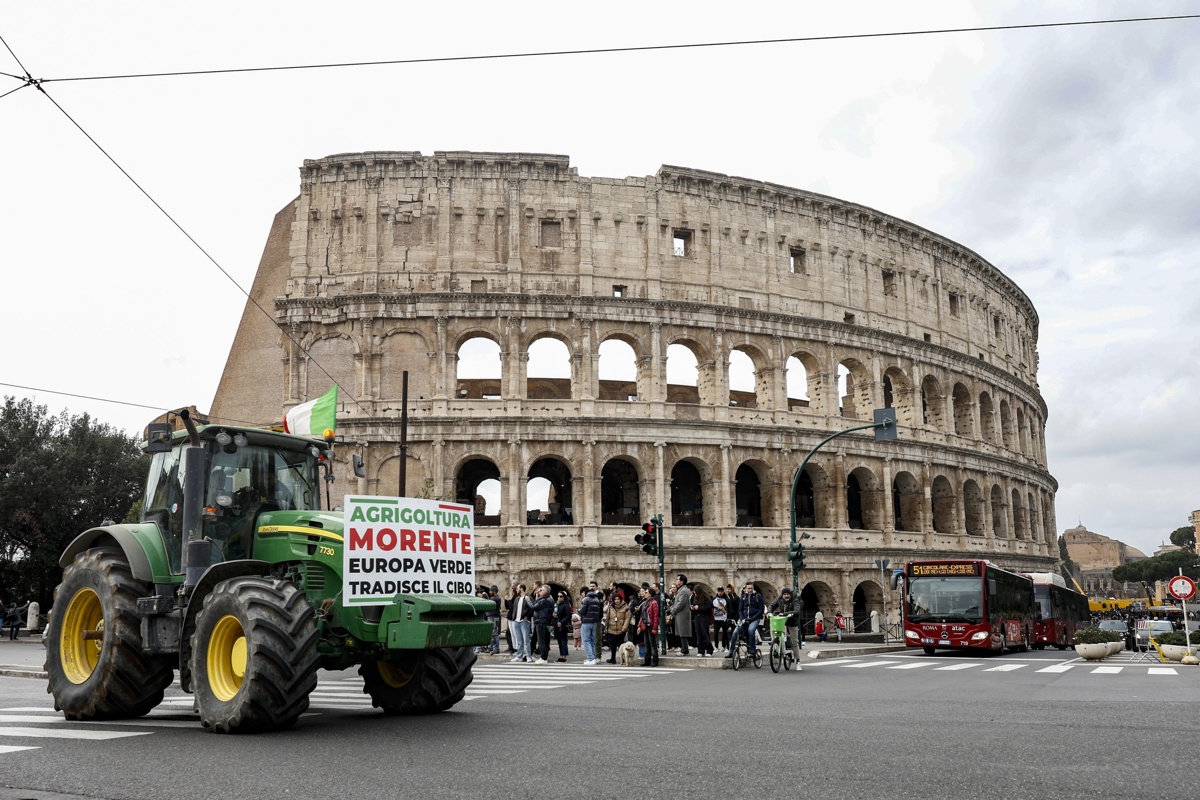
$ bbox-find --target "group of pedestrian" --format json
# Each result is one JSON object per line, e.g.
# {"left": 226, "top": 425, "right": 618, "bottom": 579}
{"left": 489, "top": 579, "right": 849, "bottom": 669}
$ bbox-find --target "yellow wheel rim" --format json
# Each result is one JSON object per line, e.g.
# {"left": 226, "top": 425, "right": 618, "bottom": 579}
{"left": 376, "top": 660, "right": 414, "bottom": 689}
{"left": 59, "top": 587, "right": 104, "bottom": 685}
{"left": 207, "top": 615, "right": 248, "bottom": 702}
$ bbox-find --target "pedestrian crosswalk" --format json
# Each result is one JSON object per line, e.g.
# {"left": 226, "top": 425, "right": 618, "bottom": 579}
{"left": 0, "top": 663, "right": 688, "bottom": 753}
{"left": 809, "top": 657, "right": 1181, "bottom": 675}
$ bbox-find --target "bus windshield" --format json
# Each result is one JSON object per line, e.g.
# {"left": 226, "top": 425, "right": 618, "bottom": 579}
{"left": 907, "top": 576, "right": 984, "bottom": 623}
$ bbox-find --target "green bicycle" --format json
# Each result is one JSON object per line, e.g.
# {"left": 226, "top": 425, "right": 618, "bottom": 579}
{"left": 768, "top": 614, "right": 796, "bottom": 673}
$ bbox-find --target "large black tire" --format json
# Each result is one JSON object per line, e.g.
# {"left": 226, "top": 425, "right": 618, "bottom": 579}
{"left": 190, "top": 577, "right": 318, "bottom": 733}
{"left": 45, "top": 546, "right": 174, "bottom": 720}
{"left": 359, "top": 647, "right": 476, "bottom": 715}
{"left": 769, "top": 641, "right": 782, "bottom": 673}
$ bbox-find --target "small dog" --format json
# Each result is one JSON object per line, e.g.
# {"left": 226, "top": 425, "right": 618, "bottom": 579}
{"left": 617, "top": 641, "right": 637, "bottom": 666}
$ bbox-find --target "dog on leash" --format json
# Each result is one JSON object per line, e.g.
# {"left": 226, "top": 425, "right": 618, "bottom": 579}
{"left": 617, "top": 641, "right": 637, "bottom": 666}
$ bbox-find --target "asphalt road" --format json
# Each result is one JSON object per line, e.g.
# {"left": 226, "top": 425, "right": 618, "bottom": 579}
{"left": 1, "top": 643, "right": 1195, "bottom": 800}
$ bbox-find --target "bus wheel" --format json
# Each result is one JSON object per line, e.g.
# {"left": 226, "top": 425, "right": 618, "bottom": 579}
{"left": 922, "top": 647, "right": 936, "bottom": 656}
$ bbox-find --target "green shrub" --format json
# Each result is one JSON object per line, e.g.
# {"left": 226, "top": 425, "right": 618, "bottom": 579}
{"left": 1074, "top": 627, "right": 1122, "bottom": 644}
{"left": 1152, "top": 630, "right": 1197, "bottom": 647}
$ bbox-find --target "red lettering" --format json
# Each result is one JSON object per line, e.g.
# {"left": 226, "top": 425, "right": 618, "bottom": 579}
{"left": 419, "top": 529, "right": 431, "bottom": 551}
{"left": 432, "top": 530, "right": 447, "bottom": 552}
{"left": 446, "top": 532, "right": 460, "bottom": 553}
{"left": 400, "top": 528, "right": 416, "bottom": 550}
{"left": 349, "top": 528, "right": 373, "bottom": 550}
{"left": 376, "top": 528, "right": 397, "bottom": 551}
{"left": 462, "top": 533, "right": 472, "bottom": 555}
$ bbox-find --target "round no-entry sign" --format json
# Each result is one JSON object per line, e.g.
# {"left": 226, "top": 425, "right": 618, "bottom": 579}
{"left": 1168, "top": 575, "right": 1196, "bottom": 601}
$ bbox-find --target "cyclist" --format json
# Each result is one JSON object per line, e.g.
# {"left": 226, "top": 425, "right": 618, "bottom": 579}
{"left": 726, "top": 582, "right": 765, "bottom": 660}
{"left": 768, "top": 587, "right": 803, "bottom": 671}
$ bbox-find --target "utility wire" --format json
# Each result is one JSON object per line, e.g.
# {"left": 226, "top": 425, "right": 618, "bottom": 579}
{"left": 0, "top": 83, "right": 29, "bottom": 101}
{"left": 0, "top": 382, "right": 273, "bottom": 430}
{"left": 33, "top": 14, "right": 1200, "bottom": 84}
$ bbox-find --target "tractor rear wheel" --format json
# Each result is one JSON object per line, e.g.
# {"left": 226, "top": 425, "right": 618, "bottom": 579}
{"left": 45, "top": 546, "right": 174, "bottom": 720}
{"left": 190, "top": 577, "right": 318, "bottom": 733}
{"left": 359, "top": 647, "right": 476, "bottom": 715}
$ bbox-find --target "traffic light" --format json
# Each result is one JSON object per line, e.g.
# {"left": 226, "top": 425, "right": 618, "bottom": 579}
{"left": 636, "top": 521, "right": 659, "bottom": 556}
{"left": 787, "top": 540, "right": 807, "bottom": 569}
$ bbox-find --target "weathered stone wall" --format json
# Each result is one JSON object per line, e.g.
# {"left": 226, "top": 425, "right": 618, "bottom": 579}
{"left": 212, "top": 151, "right": 1057, "bottom": 623}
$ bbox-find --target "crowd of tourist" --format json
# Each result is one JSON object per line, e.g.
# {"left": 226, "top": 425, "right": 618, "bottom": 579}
{"left": 474, "top": 576, "right": 840, "bottom": 669}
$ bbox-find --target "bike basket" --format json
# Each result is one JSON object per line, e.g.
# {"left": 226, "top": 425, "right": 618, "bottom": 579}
{"left": 769, "top": 615, "right": 787, "bottom": 635}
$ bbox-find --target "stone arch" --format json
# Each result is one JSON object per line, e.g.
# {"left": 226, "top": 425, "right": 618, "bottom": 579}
{"left": 599, "top": 457, "right": 641, "bottom": 525}
{"left": 454, "top": 457, "right": 502, "bottom": 522}
{"left": 376, "top": 453, "right": 430, "bottom": 501}
{"left": 670, "top": 458, "right": 709, "bottom": 527}
{"left": 853, "top": 579, "right": 884, "bottom": 632}
{"left": 527, "top": 456, "right": 574, "bottom": 524}
{"left": 999, "top": 399, "right": 1014, "bottom": 450}
{"left": 734, "top": 460, "right": 769, "bottom": 527}
{"left": 597, "top": 336, "right": 640, "bottom": 401}
{"left": 838, "top": 357, "right": 872, "bottom": 420}
{"left": 846, "top": 465, "right": 883, "bottom": 530}
{"left": 963, "top": 479, "right": 985, "bottom": 536}
{"left": 728, "top": 344, "right": 766, "bottom": 409}
{"left": 978, "top": 391, "right": 998, "bottom": 445}
{"left": 527, "top": 334, "right": 573, "bottom": 400}
{"left": 1016, "top": 406, "right": 1029, "bottom": 456}
{"left": 1042, "top": 496, "right": 1054, "bottom": 545}
{"left": 1027, "top": 490, "right": 1040, "bottom": 544}
{"left": 1011, "top": 488, "right": 1028, "bottom": 540}
{"left": 990, "top": 483, "right": 1008, "bottom": 539}
{"left": 800, "top": 581, "right": 837, "bottom": 633}
{"left": 952, "top": 382, "right": 974, "bottom": 437}
{"left": 793, "top": 462, "right": 834, "bottom": 529}
{"left": 921, "top": 375, "right": 947, "bottom": 432}
{"left": 931, "top": 474, "right": 956, "bottom": 534}
{"left": 666, "top": 341, "right": 702, "bottom": 405}
{"left": 455, "top": 335, "right": 502, "bottom": 399}
{"left": 882, "top": 365, "right": 915, "bottom": 427}
{"left": 305, "top": 334, "right": 357, "bottom": 399}
{"left": 379, "top": 329, "right": 432, "bottom": 400}
{"left": 786, "top": 351, "right": 822, "bottom": 413}
{"left": 892, "top": 470, "right": 922, "bottom": 532}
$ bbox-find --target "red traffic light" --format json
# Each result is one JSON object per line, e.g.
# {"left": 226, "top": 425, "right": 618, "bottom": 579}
{"left": 642, "top": 522, "right": 656, "bottom": 535}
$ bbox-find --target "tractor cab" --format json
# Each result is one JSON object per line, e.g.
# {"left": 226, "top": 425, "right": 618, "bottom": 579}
{"left": 141, "top": 424, "right": 327, "bottom": 572}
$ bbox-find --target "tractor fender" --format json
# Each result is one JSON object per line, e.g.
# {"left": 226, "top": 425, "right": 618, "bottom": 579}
{"left": 59, "top": 525, "right": 158, "bottom": 583}
{"left": 178, "top": 560, "right": 271, "bottom": 693}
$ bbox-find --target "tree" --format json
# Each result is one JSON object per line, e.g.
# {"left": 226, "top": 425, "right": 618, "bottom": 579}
{"left": 1169, "top": 525, "right": 1196, "bottom": 552}
{"left": 0, "top": 397, "right": 147, "bottom": 610}
{"left": 1112, "top": 549, "right": 1200, "bottom": 587}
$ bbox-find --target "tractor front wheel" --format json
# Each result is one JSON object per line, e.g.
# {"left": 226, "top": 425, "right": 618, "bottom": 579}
{"left": 190, "top": 577, "right": 318, "bottom": 733}
{"left": 359, "top": 647, "right": 476, "bottom": 715}
{"left": 45, "top": 547, "right": 174, "bottom": 720}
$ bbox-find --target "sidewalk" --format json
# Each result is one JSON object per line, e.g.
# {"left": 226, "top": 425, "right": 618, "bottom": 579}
{"left": 478, "top": 637, "right": 907, "bottom": 669}
{"left": 0, "top": 635, "right": 47, "bottom": 679}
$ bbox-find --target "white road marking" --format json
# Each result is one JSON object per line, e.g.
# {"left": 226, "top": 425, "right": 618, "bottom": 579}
{"left": 0, "top": 727, "right": 152, "bottom": 740}
{"left": 983, "top": 664, "right": 1026, "bottom": 672}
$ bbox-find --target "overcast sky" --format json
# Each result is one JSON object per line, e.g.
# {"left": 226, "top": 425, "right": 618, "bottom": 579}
{"left": 4, "top": 2, "right": 1198, "bottom": 558}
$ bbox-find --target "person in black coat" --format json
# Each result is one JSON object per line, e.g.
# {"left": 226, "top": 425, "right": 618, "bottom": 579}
{"left": 530, "top": 585, "right": 555, "bottom": 663}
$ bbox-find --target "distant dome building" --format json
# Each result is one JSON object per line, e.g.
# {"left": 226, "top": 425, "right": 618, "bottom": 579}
{"left": 1062, "top": 524, "right": 1147, "bottom": 595}
{"left": 212, "top": 151, "right": 1058, "bottom": 628}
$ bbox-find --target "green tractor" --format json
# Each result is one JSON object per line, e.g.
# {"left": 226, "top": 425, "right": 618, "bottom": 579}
{"left": 45, "top": 408, "right": 492, "bottom": 733}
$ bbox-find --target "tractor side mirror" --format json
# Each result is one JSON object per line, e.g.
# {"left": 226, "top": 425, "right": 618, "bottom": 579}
{"left": 145, "top": 423, "right": 173, "bottom": 453}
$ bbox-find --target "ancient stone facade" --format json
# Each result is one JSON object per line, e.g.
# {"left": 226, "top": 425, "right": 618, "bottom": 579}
{"left": 212, "top": 151, "right": 1058, "bottom": 630}
{"left": 1062, "top": 524, "right": 1146, "bottom": 595}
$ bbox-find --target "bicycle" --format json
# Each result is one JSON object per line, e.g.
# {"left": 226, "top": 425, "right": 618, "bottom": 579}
{"left": 729, "top": 620, "right": 763, "bottom": 671}
{"left": 767, "top": 614, "right": 796, "bottom": 673}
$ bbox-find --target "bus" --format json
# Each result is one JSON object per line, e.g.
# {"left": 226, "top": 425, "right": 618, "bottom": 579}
{"left": 898, "top": 560, "right": 1036, "bottom": 655}
{"left": 1024, "top": 573, "right": 1090, "bottom": 650}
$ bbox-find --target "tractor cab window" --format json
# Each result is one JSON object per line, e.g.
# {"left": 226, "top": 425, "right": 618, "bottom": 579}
{"left": 143, "top": 447, "right": 187, "bottom": 573}
{"left": 204, "top": 443, "right": 321, "bottom": 561}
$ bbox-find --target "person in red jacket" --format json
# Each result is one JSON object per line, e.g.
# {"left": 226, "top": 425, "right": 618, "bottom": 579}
{"left": 639, "top": 586, "right": 661, "bottom": 667}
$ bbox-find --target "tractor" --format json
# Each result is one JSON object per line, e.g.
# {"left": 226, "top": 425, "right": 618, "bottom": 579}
{"left": 45, "top": 408, "right": 492, "bottom": 732}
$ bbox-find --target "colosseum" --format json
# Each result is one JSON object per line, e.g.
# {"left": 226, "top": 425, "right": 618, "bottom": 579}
{"left": 211, "top": 150, "right": 1057, "bottom": 631}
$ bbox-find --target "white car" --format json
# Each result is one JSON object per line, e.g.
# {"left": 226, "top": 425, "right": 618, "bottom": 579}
{"left": 1135, "top": 620, "right": 1175, "bottom": 650}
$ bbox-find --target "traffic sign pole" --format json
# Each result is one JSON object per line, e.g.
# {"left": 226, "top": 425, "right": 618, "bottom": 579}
{"left": 1168, "top": 571, "right": 1196, "bottom": 655}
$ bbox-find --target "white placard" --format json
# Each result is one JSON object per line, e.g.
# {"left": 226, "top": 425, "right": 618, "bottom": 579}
{"left": 343, "top": 495, "right": 476, "bottom": 605}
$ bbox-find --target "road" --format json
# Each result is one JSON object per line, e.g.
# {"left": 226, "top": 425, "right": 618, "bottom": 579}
{"left": 0, "top": 643, "right": 1195, "bottom": 800}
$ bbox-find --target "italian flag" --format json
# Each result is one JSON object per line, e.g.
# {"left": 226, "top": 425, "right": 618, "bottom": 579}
{"left": 284, "top": 386, "right": 338, "bottom": 436}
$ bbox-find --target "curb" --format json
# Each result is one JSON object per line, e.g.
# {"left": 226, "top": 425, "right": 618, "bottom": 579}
{"left": 0, "top": 667, "right": 47, "bottom": 679}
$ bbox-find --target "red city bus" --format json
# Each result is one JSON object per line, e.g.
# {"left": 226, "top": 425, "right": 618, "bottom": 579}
{"left": 1024, "top": 572, "right": 1091, "bottom": 650}
{"left": 898, "top": 560, "right": 1036, "bottom": 655}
